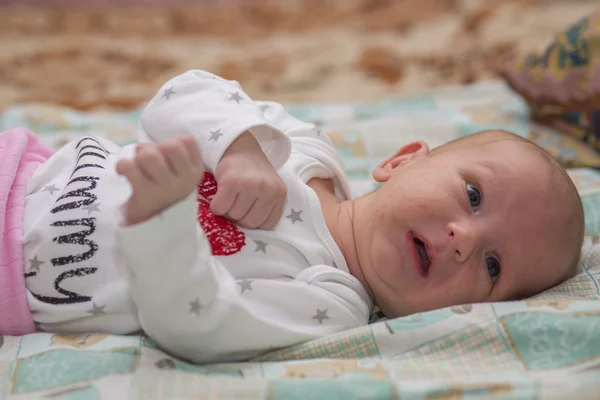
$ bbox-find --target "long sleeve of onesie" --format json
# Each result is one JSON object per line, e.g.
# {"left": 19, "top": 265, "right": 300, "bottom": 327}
{"left": 117, "top": 194, "right": 370, "bottom": 364}
{"left": 138, "top": 70, "right": 292, "bottom": 173}
{"left": 256, "top": 100, "right": 354, "bottom": 197}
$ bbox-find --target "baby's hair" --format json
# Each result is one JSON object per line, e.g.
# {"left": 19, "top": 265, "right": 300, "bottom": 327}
{"left": 433, "top": 130, "right": 585, "bottom": 289}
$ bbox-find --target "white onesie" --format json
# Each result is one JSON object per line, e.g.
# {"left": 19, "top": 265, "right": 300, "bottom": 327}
{"left": 22, "top": 70, "right": 373, "bottom": 363}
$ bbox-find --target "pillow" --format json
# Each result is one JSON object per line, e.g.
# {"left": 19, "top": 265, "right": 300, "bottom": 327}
{"left": 530, "top": 108, "right": 600, "bottom": 154}
{"left": 500, "top": 10, "right": 600, "bottom": 111}
{"left": 569, "top": 168, "right": 600, "bottom": 234}
{"left": 528, "top": 124, "right": 600, "bottom": 168}
{"left": 499, "top": 10, "right": 600, "bottom": 154}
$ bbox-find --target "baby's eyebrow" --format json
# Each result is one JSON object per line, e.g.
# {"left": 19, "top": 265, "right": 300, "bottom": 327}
{"left": 479, "top": 160, "right": 498, "bottom": 176}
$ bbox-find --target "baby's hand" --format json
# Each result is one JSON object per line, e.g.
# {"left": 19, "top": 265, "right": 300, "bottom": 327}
{"left": 211, "top": 132, "right": 286, "bottom": 230}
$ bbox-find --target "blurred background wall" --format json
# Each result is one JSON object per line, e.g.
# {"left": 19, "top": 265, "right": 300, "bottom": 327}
{"left": 0, "top": 0, "right": 597, "bottom": 110}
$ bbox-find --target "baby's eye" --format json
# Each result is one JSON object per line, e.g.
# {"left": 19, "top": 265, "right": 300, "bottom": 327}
{"left": 486, "top": 255, "right": 500, "bottom": 283}
{"left": 466, "top": 183, "right": 482, "bottom": 211}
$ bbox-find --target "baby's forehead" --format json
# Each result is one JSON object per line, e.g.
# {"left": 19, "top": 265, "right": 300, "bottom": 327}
{"left": 442, "top": 137, "right": 542, "bottom": 168}
{"left": 463, "top": 134, "right": 533, "bottom": 152}
{"left": 461, "top": 139, "right": 558, "bottom": 204}
{"left": 435, "top": 132, "right": 523, "bottom": 154}
{"left": 434, "top": 134, "right": 559, "bottom": 196}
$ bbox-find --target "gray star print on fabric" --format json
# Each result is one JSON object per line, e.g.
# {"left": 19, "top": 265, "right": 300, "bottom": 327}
{"left": 286, "top": 208, "right": 303, "bottom": 224}
{"left": 254, "top": 240, "right": 268, "bottom": 254}
{"left": 189, "top": 297, "right": 203, "bottom": 316}
{"left": 82, "top": 203, "right": 101, "bottom": 214}
{"left": 162, "top": 86, "right": 176, "bottom": 100}
{"left": 228, "top": 91, "right": 244, "bottom": 104}
{"left": 43, "top": 184, "right": 59, "bottom": 195}
{"left": 87, "top": 303, "right": 106, "bottom": 316}
{"left": 238, "top": 279, "right": 254, "bottom": 293}
{"left": 332, "top": 261, "right": 338, "bottom": 269}
{"left": 209, "top": 129, "right": 224, "bottom": 142}
{"left": 312, "top": 308, "right": 330, "bottom": 324}
{"left": 29, "top": 255, "right": 45, "bottom": 272}
{"left": 314, "top": 128, "right": 321, "bottom": 136}
{"left": 155, "top": 358, "right": 176, "bottom": 370}
{"left": 259, "top": 104, "right": 271, "bottom": 112}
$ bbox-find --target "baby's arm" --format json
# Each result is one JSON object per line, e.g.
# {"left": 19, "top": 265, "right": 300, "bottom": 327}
{"left": 138, "top": 70, "right": 291, "bottom": 175}
{"left": 257, "top": 101, "right": 348, "bottom": 181}
{"left": 116, "top": 194, "right": 370, "bottom": 363}
{"left": 140, "top": 70, "right": 291, "bottom": 229}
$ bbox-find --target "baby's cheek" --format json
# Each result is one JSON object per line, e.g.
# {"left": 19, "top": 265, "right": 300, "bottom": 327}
{"left": 459, "top": 268, "right": 493, "bottom": 304}
{"left": 436, "top": 268, "right": 486, "bottom": 306}
{"left": 375, "top": 245, "right": 404, "bottom": 282}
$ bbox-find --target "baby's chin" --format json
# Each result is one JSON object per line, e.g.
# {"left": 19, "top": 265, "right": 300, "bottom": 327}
{"left": 376, "top": 301, "right": 414, "bottom": 319}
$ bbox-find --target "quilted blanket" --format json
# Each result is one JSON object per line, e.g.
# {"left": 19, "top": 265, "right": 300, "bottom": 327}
{"left": 2, "top": 80, "right": 600, "bottom": 399}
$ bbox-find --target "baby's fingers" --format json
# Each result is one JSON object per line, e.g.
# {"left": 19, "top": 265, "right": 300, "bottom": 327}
{"left": 210, "top": 185, "right": 237, "bottom": 216}
{"left": 237, "top": 197, "right": 276, "bottom": 229}
{"left": 227, "top": 192, "right": 257, "bottom": 222}
{"left": 179, "top": 135, "right": 203, "bottom": 168}
{"left": 259, "top": 200, "right": 284, "bottom": 230}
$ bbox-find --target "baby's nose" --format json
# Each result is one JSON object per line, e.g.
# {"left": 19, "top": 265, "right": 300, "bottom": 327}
{"left": 446, "top": 221, "right": 477, "bottom": 263}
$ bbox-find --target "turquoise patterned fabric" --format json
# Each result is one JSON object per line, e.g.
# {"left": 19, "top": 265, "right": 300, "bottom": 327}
{"left": 2, "top": 80, "right": 600, "bottom": 399}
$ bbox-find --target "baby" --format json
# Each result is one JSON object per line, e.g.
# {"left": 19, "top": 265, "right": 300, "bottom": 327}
{"left": 1, "top": 70, "right": 583, "bottom": 364}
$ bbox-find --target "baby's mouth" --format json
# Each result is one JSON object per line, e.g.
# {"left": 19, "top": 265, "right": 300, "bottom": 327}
{"left": 413, "top": 237, "right": 431, "bottom": 276}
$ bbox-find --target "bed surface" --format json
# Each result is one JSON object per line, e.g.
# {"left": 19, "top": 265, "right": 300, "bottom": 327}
{"left": 2, "top": 80, "right": 600, "bottom": 399}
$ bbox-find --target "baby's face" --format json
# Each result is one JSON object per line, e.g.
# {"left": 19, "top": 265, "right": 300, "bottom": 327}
{"left": 360, "top": 138, "right": 573, "bottom": 317}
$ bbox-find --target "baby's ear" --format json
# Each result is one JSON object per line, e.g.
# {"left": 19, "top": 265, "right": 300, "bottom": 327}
{"left": 372, "top": 141, "right": 429, "bottom": 183}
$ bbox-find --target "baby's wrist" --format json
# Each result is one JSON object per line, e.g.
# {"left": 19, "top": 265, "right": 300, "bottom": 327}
{"left": 222, "top": 131, "right": 262, "bottom": 158}
{"left": 220, "top": 131, "right": 266, "bottom": 167}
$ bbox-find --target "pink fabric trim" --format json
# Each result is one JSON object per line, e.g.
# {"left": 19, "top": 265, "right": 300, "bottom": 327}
{"left": 0, "top": 128, "right": 53, "bottom": 335}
